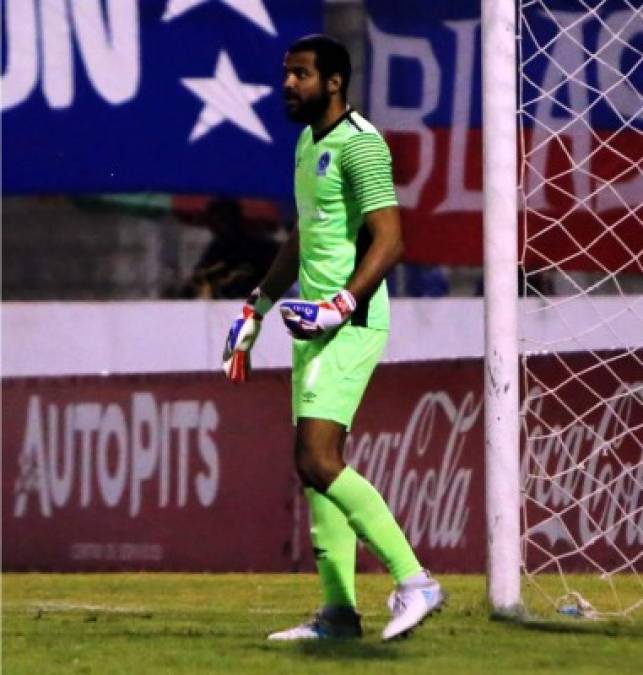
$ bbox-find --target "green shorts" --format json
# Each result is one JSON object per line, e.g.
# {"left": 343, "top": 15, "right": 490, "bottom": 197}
{"left": 292, "top": 326, "right": 388, "bottom": 429}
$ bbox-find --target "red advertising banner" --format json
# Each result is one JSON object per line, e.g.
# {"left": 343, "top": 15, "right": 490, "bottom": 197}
{"left": 3, "top": 354, "right": 641, "bottom": 574}
{"left": 521, "top": 351, "right": 643, "bottom": 573}
{"left": 2, "top": 372, "right": 296, "bottom": 572}
{"left": 391, "top": 129, "right": 643, "bottom": 273}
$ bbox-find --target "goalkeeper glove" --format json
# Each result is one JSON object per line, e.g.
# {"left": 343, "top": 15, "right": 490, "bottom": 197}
{"left": 222, "top": 287, "right": 273, "bottom": 382}
{"left": 279, "top": 289, "right": 356, "bottom": 340}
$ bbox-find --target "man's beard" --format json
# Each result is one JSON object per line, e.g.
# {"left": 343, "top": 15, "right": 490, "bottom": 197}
{"left": 285, "top": 89, "right": 331, "bottom": 124}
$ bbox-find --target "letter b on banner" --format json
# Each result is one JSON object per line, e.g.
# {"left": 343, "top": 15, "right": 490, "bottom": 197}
{"left": 368, "top": 19, "right": 440, "bottom": 209}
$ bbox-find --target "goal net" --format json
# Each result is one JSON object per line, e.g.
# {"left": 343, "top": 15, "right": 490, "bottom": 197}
{"left": 517, "top": 0, "right": 643, "bottom": 618}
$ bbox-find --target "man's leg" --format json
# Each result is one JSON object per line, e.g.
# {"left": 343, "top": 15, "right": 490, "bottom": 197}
{"left": 301, "top": 423, "right": 357, "bottom": 609}
{"left": 306, "top": 486, "right": 357, "bottom": 608}
{"left": 295, "top": 418, "right": 445, "bottom": 641}
{"left": 295, "top": 418, "right": 421, "bottom": 586}
{"left": 272, "top": 327, "right": 443, "bottom": 641}
{"left": 268, "top": 420, "right": 361, "bottom": 641}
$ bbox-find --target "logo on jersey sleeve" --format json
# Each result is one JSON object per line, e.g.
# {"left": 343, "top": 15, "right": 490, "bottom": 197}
{"left": 316, "top": 151, "right": 331, "bottom": 176}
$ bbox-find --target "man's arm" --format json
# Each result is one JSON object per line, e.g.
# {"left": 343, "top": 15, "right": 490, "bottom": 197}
{"left": 345, "top": 206, "right": 403, "bottom": 303}
{"left": 259, "top": 227, "right": 300, "bottom": 302}
{"left": 340, "top": 131, "right": 402, "bottom": 303}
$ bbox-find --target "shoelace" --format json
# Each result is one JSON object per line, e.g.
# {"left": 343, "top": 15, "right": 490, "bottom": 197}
{"left": 305, "top": 613, "right": 322, "bottom": 630}
{"left": 307, "top": 612, "right": 332, "bottom": 632}
{"left": 391, "top": 592, "right": 407, "bottom": 616}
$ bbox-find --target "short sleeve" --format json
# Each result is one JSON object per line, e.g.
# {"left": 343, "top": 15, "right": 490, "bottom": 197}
{"left": 341, "top": 133, "right": 398, "bottom": 215}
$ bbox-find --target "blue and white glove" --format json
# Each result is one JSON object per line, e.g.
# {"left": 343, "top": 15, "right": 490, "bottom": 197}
{"left": 279, "top": 289, "right": 357, "bottom": 340}
{"left": 222, "top": 287, "right": 273, "bottom": 382}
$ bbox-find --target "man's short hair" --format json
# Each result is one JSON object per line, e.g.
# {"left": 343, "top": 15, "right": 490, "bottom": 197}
{"left": 287, "top": 34, "right": 352, "bottom": 99}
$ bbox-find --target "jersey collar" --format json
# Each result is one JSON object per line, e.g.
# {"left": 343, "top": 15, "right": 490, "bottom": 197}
{"left": 312, "top": 107, "right": 353, "bottom": 144}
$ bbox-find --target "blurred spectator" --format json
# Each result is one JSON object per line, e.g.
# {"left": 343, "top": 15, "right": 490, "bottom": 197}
{"left": 388, "top": 263, "right": 449, "bottom": 297}
{"left": 405, "top": 263, "right": 449, "bottom": 297}
{"left": 181, "top": 199, "right": 279, "bottom": 299}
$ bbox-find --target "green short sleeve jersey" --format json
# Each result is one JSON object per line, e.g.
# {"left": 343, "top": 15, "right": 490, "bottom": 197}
{"left": 294, "top": 109, "right": 398, "bottom": 330}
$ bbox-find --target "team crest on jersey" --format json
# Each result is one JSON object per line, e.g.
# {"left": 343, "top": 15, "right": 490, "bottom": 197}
{"left": 316, "top": 151, "right": 331, "bottom": 176}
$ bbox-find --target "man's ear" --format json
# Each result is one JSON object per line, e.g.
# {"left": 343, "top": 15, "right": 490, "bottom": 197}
{"left": 326, "top": 73, "right": 342, "bottom": 95}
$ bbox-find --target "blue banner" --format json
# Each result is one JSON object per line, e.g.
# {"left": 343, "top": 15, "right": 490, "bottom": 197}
{"left": 364, "top": 0, "right": 642, "bottom": 268}
{"left": 366, "top": 0, "right": 642, "bottom": 132}
{"left": 1, "top": 0, "right": 322, "bottom": 196}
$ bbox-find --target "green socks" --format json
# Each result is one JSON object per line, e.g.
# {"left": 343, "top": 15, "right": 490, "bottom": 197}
{"left": 305, "top": 487, "right": 357, "bottom": 608}
{"left": 326, "top": 466, "right": 422, "bottom": 584}
{"left": 305, "top": 466, "right": 422, "bottom": 608}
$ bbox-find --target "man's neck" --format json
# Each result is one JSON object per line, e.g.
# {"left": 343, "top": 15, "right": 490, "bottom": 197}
{"left": 311, "top": 100, "right": 349, "bottom": 135}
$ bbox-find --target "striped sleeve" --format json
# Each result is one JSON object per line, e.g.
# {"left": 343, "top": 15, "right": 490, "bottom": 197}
{"left": 341, "top": 133, "right": 398, "bottom": 214}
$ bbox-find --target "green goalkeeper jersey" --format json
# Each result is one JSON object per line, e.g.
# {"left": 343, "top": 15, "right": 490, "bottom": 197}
{"left": 294, "top": 108, "right": 398, "bottom": 330}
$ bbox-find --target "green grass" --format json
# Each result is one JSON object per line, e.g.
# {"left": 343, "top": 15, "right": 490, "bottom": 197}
{"left": 3, "top": 574, "right": 642, "bottom": 675}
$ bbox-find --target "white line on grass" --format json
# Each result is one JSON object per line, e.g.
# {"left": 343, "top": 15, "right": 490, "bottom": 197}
{"left": 25, "top": 602, "right": 152, "bottom": 615}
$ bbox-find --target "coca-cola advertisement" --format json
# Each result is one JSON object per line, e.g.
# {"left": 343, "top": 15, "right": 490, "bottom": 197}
{"left": 3, "top": 354, "right": 641, "bottom": 574}
{"left": 521, "top": 351, "right": 643, "bottom": 574}
{"left": 296, "top": 361, "right": 486, "bottom": 574}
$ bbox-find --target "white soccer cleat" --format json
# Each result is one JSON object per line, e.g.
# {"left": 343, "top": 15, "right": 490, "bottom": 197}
{"left": 381, "top": 577, "right": 445, "bottom": 641}
{"left": 267, "top": 621, "right": 327, "bottom": 641}
{"left": 267, "top": 607, "right": 362, "bottom": 641}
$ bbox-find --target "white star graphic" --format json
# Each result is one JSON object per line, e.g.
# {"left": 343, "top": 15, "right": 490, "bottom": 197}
{"left": 162, "top": 0, "right": 277, "bottom": 36}
{"left": 181, "top": 51, "right": 273, "bottom": 143}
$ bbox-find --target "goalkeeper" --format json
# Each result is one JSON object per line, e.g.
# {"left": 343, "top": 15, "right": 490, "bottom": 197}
{"left": 223, "top": 34, "right": 444, "bottom": 642}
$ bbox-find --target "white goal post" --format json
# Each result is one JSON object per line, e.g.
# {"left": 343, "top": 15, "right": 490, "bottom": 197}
{"left": 483, "top": 0, "right": 643, "bottom": 618}
{"left": 482, "top": 0, "right": 522, "bottom": 615}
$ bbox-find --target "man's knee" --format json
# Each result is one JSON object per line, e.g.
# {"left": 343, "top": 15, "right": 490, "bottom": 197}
{"left": 295, "top": 431, "right": 344, "bottom": 491}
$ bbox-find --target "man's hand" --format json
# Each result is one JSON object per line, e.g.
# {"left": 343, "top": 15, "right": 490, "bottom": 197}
{"left": 222, "top": 288, "right": 273, "bottom": 382}
{"left": 279, "top": 290, "right": 356, "bottom": 340}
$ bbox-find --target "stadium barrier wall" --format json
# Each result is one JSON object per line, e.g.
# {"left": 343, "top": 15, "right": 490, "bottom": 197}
{"left": 3, "top": 299, "right": 641, "bottom": 573}
{"left": 4, "top": 297, "right": 639, "bottom": 377}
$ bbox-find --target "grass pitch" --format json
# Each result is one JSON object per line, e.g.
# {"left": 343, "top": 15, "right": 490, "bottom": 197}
{"left": 3, "top": 573, "right": 642, "bottom": 674}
